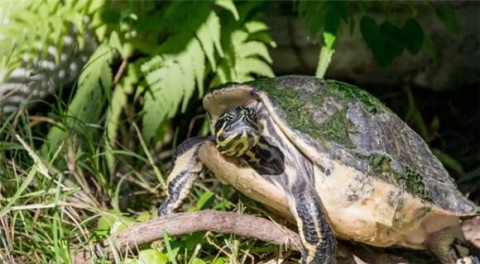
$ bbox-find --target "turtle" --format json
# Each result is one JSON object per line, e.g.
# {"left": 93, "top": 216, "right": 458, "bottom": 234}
{"left": 158, "top": 75, "right": 479, "bottom": 263}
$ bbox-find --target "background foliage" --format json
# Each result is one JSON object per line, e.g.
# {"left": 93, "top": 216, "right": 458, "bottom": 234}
{"left": 0, "top": 1, "right": 477, "bottom": 263}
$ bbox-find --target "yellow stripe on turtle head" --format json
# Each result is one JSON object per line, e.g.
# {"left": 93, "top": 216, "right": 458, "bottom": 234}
{"left": 214, "top": 107, "right": 260, "bottom": 157}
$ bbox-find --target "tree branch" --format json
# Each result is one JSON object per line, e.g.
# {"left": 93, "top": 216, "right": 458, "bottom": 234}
{"left": 72, "top": 210, "right": 301, "bottom": 264}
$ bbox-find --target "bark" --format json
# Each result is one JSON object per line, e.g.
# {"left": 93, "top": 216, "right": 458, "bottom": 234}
{"left": 71, "top": 210, "right": 301, "bottom": 264}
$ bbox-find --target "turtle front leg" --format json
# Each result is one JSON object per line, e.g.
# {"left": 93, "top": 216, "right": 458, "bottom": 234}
{"left": 158, "top": 137, "right": 211, "bottom": 216}
{"left": 288, "top": 184, "right": 337, "bottom": 264}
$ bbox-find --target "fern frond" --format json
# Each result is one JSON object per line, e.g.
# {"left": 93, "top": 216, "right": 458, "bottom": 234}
{"left": 0, "top": 0, "right": 103, "bottom": 114}
{"left": 41, "top": 43, "right": 114, "bottom": 154}
{"left": 140, "top": 4, "right": 226, "bottom": 141}
{"left": 0, "top": 0, "right": 103, "bottom": 72}
{"left": 141, "top": 37, "right": 206, "bottom": 141}
{"left": 196, "top": 12, "right": 224, "bottom": 71}
{"left": 213, "top": 14, "right": 275, "bottom": 85}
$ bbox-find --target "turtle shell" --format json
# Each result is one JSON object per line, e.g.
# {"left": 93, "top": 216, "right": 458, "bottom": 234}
{"left": 203, "top": 75, "right": 477, "bottom": 248}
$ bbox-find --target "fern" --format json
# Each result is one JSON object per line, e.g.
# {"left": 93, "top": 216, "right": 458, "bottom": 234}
{"left": 139, "top": 1, "right": 275, "bottom": 141}
{"left": 140, "top": 34, "right": 210, "bottom": 141}
{"left": 41, "top": 42, "right": 115, "bottom": 155}
{"left": 297, "top": 1, "right": 347, "bottom": 78}
{"left": 0, "top": 0, "right": 103, "bottom": 73}
{"left": 212, "top": 2, "right": 275, "bottom": 86}
{"left": 0, "top": 0, "right": 104, "bottom": 115}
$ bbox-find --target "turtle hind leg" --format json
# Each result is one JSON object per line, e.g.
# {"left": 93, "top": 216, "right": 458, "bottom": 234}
{"left": 288, "top": 185, "right": 337, "bottom": 264}
{"left": 158, "top": 137, "right": 210, "bottom": 216}
{"left": 427, "top": 225, "right": 480, "bottom": 264}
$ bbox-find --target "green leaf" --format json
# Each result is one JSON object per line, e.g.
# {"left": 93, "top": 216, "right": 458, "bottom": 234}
{"left": 236, "top": 41, "right": 272, "bottom": 63}
{"left": 434, "top": 4, "right": 460, "bottom": 34}
{"left": 236, "top": 58, "right": 274, "bottom": 81}
{"left": 360, "top": 16, "right": 382, "bottom": 53}
{"left": 323, "top": 31, "right": 336, "bottom": 50}
{"left": 402, "top": 18, "right": 424, "bottom": 55}
{"left": 105, "top": 65, "right": 136, "bottom": 173}
{"left": 195, "top": 191, "right": 215, "bottom": 210}
{"left": 212, "top": 258, "right": 228, "bottom": 264}
{"left": 297, "top": 1, "right": 327, "bottom": 37}
{"left": 110, "top": 217, "right": 136, "bottom": 234}
{"left": 41, "top": 43, "right": 114, "bottom": 153}
{"left": 323, "top": 3, "right": 342, "bottom": 48}
{"left": 163, "top": 231, "right": 179, "bottom": 264}
{"left": 197, "top": 11, "right": 223, "bottom": 71}
{"left": 141, "top": 35, "right": 206, "bottom": 140}
{"left": 244, "top": 21, "right": 269, "bottom": 34}
{"left": 190, "top": 258, "right": 207, "bottom": 264}
{"left": 215, "top": 0, "right": 239, "bottom": 21}
{"left": 423, "top": 34, "right": 438, "bottom": 60}
{"left": 96, "top": 209, "right": 128, "bottom": 231}
{"left": 0, "top": 0, "right": 102, "bottom": 72}
{"left": 138, "top": 249, "right": 168, "bottom": 264}
{"left": 379, "top": 21, "right": 404, "bottom": 59}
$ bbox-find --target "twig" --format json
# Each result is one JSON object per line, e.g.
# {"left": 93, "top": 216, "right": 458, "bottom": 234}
{"left": 113, "top": 59, "right": 128, "bottom": 85}
{"left": 71, "top": 210, "right": 301, "bottom": 264}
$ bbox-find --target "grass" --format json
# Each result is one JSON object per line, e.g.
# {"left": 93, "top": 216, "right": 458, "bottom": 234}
{"left": 0, "top": 106, "right": 288, "bottom": 264}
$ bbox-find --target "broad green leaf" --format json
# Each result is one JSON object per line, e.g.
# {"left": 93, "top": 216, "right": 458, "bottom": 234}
{"left": 136, "top": 211, "right": 153, "bottom": 222}
{"left": 110, "top": 217, "right": 136, "bottom": 234}
{"left": 96, "top": 209, "right": 129, "bottom": 231}
{"left": 190, "top": 258, "right": 207, "bottom": 264}
{"left": 402, "top": 18, "right": 424, "bottom": 55}
{"left": 138, "top": 249, "right": 168, "bottom": 264}
{"left": 360, "top": 16, "right": 382, "bottom": 54}
{"left": 379, "top": 21, "right": 404, "bottom": 62}
{"left": 212, "top": 258, "right": 228, "bottom": 264}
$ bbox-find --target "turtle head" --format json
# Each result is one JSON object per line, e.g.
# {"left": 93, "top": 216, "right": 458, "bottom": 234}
{"left": 214, "top": 106, "right": 260, "bottom": 157}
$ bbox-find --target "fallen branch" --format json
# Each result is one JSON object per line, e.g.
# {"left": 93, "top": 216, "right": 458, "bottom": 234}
{"left": 72, "top": 210, "right": 301, "bottom": 264}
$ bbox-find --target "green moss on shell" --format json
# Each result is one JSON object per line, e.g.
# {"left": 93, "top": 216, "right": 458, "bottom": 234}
{"left": 325, "top": 81, "right": 389, "bottom": 114}
{"left": 250, "top": 78, "right": 357, "bottom": 148}
{"left": 249, "top": 79, "right": 321, "bottom": 138}
{"left": 319, "top": 108, "right": 354, "bottom": 148}
{"left": 369, "top": 154, "right": 431, "bottom": 202}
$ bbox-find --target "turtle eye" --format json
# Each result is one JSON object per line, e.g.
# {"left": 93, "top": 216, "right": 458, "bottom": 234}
{"left": 242, "top": 107, "right": 257, "bottom": 123}
{"left": 224, "top": 112, "right": 235, "bottom": 121}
